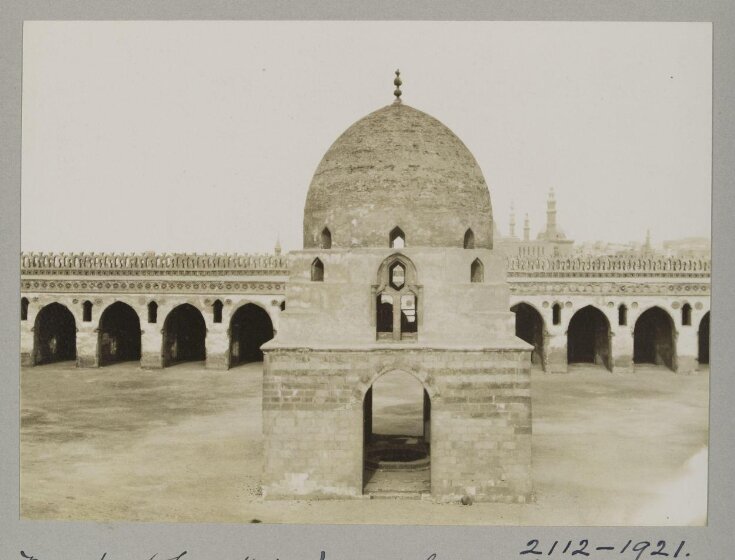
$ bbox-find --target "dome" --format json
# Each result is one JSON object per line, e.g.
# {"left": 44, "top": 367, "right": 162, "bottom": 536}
{"left": 303, "top": 102, "right": 494, "bottom": 249}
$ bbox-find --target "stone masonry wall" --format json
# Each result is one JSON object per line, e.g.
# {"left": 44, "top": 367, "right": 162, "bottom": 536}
{"left": 262, "top": 347, "right": 532, "bottom": 503}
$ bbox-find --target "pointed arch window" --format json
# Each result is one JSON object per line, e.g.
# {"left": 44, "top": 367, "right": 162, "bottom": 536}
{"left": 552, "top": 303, "right": 561, "bottom": 326}
{"left": 464, "top": 229, "right": 475, "bottom": 249}
{"left": 280, "top": 301, "right": 286, "bottom": 311}
{"left": 682, "top": 303, "right": 692, "bottom": 326}
{"left": 21, "top": 297, "right": 29, "bottom": 321}
{"left": 389, "top": 227, "right": 405, "bottom": 249}
{"left": 618, "top": 304, "right": 628, "bottom": 326}
{"left": 374, "top": 255, "right": 420, "bottom": 342}
{"left": 213, "top": 299, "right": 223, "bottom": 323}
{"left": 471, "top": 258, "right": 484, "bottom": 283}
{"left": 320, "top": 227, "right": 332, "bottom": 249}
{"left": 82, "top": 300, "right": 93, "bottom": 322}
{"left": 147, "top": 301, "right": 158, "bottom": 324}
{"left": 311, "top": 258, "right": 324, "bottom": 282}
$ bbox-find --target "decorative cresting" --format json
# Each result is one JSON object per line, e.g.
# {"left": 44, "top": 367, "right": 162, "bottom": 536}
{"left": 506, "top": 256, "right": 711, "bottom": 278}
{"left": 21, "top": 253, "right": 710, "bottom": 280}
{"left": 510, "top": 282, "right": 710, "bottom": 296}
{"left": 302, "top": 103, "right": 494, "bottom": 250}
{"left": 20, "top": 252, "right": 288, "bottom": 276}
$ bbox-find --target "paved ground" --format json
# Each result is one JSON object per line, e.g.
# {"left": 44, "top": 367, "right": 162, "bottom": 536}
{"left": 20, "top": 361, "right": 709, "bottom": 525}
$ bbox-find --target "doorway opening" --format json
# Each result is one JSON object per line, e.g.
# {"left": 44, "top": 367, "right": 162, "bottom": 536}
{"left": 162, "top": 304, "right": 206, "bottom": 367}
{"left": 511, "top": 302, "right": 546, "bottom": 370}
{"left": 98, "top": 302, "right": 141, "bottom": 366}
{"left": 229, "top": 304, "right": 274, "bottom": 367}
{"left": 363, "top": 371, "right": 430, "bottom": 498}
{"left": 634, "top": 306, "right": 676, "bottom": 371}
{"left": 567, "top": 305, "right": 612, "bottom": 371}
{"left": 33, "top": 303, "right": 77, "bottom": 365}
{"left": 698, "top": 312, "right": 710, "bottom": 366}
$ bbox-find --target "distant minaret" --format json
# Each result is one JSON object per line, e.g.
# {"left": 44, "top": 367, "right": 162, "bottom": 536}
{"left": 275, "top": 236, "right": 282, "bottom": 256}
{"left": 545, "top": 188, "right": 557, "bottom": 238}
{"left": 509, "top": 202, "right": 516, "bottom": 238}
{"left": 644, "top": 229, "right": 652, "bottom": 253}
{"left": 523, "top": 214, "right": 530, "bottom": 242}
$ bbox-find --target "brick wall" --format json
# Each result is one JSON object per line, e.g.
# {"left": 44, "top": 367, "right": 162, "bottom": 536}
{"left": 262, "top": 347, "right": 532, "bottom": 503}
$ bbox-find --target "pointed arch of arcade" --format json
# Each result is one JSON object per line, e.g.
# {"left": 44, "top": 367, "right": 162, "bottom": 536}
{"left": 567, "top": 305, "right": 612, "bottom": 371}
{"left": 229, "top": 302, "right": 274, "bottom": 367}
{"left": 633, "top": 306, "right": 677, "bottom": 371}
{"left": 33, "top": 302, "right": 77, "bottom": 365}
{"left": 98, "top": 301, "right": 142, "bottom": 366}
{"left": 511, "top": 302, "right": 546, "bottom": 370}
{"left": 698, "top": 311, "right": 710, "bottom": 366}
{"left": 162, "top": 303, "right": 206, "bottom": 367}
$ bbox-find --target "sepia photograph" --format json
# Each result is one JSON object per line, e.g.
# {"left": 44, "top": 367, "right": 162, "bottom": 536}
{"left": 19, "top": 20, "right": 711, "bottom": 527}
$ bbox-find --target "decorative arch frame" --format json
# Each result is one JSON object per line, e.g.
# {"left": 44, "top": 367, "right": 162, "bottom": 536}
{"left": 372, "top": 253, "right": 423, "bottom": 341}
{"left": 354, "top": 366, "right": 440, "bottom": 403}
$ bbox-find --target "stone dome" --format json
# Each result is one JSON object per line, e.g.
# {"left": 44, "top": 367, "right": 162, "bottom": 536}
{"left": 303, "top": 102, "right": 494, "bottom": 249}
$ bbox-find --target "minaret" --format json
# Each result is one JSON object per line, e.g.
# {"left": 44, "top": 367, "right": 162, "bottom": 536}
{"left": 644, "top": 229, "right": 652, "bottom": 253}
{"left": 275, "top": 236, "right": 282, "bottom": 256}
{"left": 545, "top": 188, "right": 557, "bottom": 238}
{"left": 509, "top": 202, "right": 516, "bottom": 238}
{"left": 523, "top": 214, "right": 530, "bottom": 242}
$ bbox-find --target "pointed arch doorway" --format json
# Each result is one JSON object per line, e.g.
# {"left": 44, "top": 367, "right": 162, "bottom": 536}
{"left": 362, "top": 370, "right": 431, "bottom": 498}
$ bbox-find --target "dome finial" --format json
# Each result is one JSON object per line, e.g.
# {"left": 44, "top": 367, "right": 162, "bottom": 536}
{"left": 393, "top": 69, "right": 402, "bottom": 103}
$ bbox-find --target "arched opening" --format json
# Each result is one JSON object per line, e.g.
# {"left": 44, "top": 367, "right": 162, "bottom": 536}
{"left": 320, "top": 227, "right": 332, "bottom": 249}
{"left": 21, "top": 297, "right": 29, "bottom": 321}
{"left": 311, "top": 258, "right": 324, "bottom": 282}
{"left": 33, "top": 303, "right": 76, "bottom": 365}
{"left": 229, "top": 303, "right": 274, "bottom": 367}
{"left": 698, "top": 312, "right": 710, "bottom": 366}
{"left": 470, "top": 258, "right": 484, "bottom": 283}
{"left": 147, "top": 301, "right": 158, "bottom": 324}
{"left": 376, "top": 294, "right": 394, "bottom": 337}
{"left": 162, "top": 304, "right": 206, "bottom": 367}
{"left": 634, "top": 306, "right": 676, "bottom": 370}
{"left": 681, "top": 303, "right": 692, "bottom": 326}
{"left": 389, "top": 227, "right": 405, "bottom": 249}
{"left": 463, "top": 228, "right": 475, "bottom": 249}
{"left": 567, "top": 305, "right": 612, "bottom": 370}
{"left": 82, "top": 300, "right": 93, "bottom": 322}
{"left": 363, "top": 371, "right": 430, "bottom": 497}
{"left": 279, "top": 300, "right": 286, "bottom": 312}
{"left": 511, "top": 302, "right": 545, "bottom": 370}
{"left": 400, "top": 293, "right": 418, "bottom": 335}
{"left": 98, "top": 302, "right": 141, "bottom": 366}
{"left": 376, "top": 255, "right": 419, "bottom": 342}
{"left": 212, "top": 299, "right": 223, "bottom": 323}
{"left": 552, "top": 303, "right": 561, "bottom": 325}
{"left": 618, "top": 304, "right": 628, "bottom": 326}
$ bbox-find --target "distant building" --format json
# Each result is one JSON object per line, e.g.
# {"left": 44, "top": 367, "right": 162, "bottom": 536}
{"left": 499, "top": 188, "right": 574, "bottom": 257}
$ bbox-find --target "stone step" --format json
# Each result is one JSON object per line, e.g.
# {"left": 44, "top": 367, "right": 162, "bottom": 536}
{"left": 367, "top": 490, "right": 427, "bottom": 500}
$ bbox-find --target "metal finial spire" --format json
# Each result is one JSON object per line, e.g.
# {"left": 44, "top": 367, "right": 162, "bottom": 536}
{"left": 393, "top": 69, "right": 402, "bottom": 103}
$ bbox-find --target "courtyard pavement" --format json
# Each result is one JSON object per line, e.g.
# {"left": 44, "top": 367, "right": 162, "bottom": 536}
{"left": 20, "top": 361, "right": 709, "bottom": 525}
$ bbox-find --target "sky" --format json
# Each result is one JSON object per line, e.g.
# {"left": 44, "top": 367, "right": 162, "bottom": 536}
{"left": 21, "top": 21, "right": 712, "bottom": 253}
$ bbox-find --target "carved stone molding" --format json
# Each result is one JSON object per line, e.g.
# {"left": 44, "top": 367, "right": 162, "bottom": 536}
{"left": 21, "top": 278, "right": 285, "bottom": 294}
